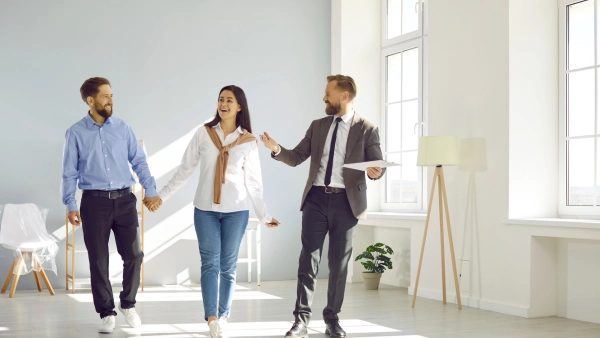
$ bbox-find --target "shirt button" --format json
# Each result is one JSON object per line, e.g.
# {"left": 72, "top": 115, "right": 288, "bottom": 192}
{"left": 107, "top": 168, "right": 110, "bottom": 170}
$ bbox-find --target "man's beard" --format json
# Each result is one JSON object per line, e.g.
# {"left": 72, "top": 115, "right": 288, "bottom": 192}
{"left": 95, "top": 103, "right": 113, "bottom": 119}
{"left": 325, "top": 102, "right": 340, "bottom": 116}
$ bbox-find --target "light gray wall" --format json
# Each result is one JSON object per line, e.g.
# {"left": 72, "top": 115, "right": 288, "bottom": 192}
{"left": 0, "top": 0, "right": 330, "bottom": 289}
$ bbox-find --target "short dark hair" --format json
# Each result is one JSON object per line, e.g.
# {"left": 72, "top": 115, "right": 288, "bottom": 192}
{"left": 205, "top": 85, "right": 253, "bottom": 134}
{"left": 327, "top": 74, "right": 357, "bottom": 100}
{"left": 80, "top": 77, "right": 111, "bottom": 103}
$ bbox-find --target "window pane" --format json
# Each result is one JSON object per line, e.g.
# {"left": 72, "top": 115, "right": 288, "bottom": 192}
{"left": 568, "top": 69, "right": 595, "bottom": 137}
{"left": 568, "top": 0, "right": 594, "bottom": 70}
{"left": 402, "top": 47, "right": 419, "bottom": 100}
{"left": 387, "top": 52, "right": 402, "bottom": 102}
{"left": 388, "top": 0, "right": 402, "bottom": 39}
{"left": 568, "top": 138, "right": 595, "bottom": 206}
{"left": 402, "top": 0, "right": 419, "bottom": 35}
{"left": 402, "top": 100, "right": 419, "bottom": 150}
{"left": 386, "top": 152, "right": 419, "bottom": 203}
{"left": 387, "top": 103, "right": 402, "bottom": 152}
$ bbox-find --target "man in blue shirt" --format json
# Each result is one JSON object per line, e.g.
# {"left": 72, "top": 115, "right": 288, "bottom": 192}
{"left": 62, "top": 77, "right": 161, "bottom": 333}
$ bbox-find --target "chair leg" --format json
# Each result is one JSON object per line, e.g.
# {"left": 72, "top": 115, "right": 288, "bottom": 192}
{"left": 1, "top": 259, "right": 16, "bottom": 293}
{"left": 9, "top": 256, "right": 25, "bottom": 298}
{"left": 38, "top": 268, "right": 55, "bottom": 296}
{"left": 33, "top": 254, "right": 54, "bottom": 296}
{"left": 33, "top": 271, "right": 42, "bottom": 291}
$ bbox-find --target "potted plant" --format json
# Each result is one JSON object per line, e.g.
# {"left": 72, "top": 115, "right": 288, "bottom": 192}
{"left": 354, "top": 242, "right": 394, "bottom": 290}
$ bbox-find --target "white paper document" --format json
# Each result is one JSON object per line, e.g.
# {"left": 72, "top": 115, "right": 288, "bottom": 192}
{"left": 342, "top": 160, "right": 401, "bottom": 171}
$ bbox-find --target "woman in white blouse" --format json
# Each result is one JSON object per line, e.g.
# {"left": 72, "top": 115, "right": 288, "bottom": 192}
{"left": 148, "top": 85, "right": 279, "bottom": 338}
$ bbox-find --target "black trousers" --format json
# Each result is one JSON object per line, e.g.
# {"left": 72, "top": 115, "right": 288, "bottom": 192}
{"left": 80, "top": 192, "right": 143, "bottom": 319}
{"left": 293, "top": 187, "right": 358, "bottom": 325}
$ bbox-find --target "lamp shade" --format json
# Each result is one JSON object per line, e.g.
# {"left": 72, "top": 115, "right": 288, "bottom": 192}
{"left": 417, "top": 136, "right": 459, "bottom": 166}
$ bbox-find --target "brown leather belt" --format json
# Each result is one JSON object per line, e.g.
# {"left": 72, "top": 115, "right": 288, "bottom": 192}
{"left": 313, "top": 186, "right": 346, "bottom": 194}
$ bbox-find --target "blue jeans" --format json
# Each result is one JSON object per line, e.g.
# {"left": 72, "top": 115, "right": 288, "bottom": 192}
{"left": 194, "top": 208, "right": 249, "bottom": 320}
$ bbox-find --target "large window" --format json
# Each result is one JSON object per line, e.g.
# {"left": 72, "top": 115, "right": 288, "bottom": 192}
{"left": 559, "top": 0, "right": 600, "bottom": 216}
{"left": 381, "top": 0, "right": 426, "bottom": 211}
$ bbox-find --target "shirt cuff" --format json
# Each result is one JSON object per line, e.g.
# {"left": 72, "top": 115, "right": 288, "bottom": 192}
{"left": 261, "top": 215, "right": 273, "bottom": 224}
{"left": 144, "top": 188, "right": 158, "bottom": 197}
{"left": 272, "top": 145, "right": 281, "bottom": 156}
{"left": 67, "top": 201, "right": 78, "bottom": 213}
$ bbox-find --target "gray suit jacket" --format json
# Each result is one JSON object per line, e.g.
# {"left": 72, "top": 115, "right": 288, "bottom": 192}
{"left": 272, "top": 113, "right": 384, "bottom": 220}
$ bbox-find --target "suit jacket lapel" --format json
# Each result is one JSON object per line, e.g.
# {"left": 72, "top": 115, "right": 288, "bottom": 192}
{"left": 345, "top": 113, "right": 361, "bottom": 163}
{"left": 316, "top": 116, "right": 333, "bottom": 160}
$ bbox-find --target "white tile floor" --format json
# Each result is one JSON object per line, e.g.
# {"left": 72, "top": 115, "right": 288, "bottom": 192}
{"left": 0, "top": 280, "right": 599, "bottom": 337}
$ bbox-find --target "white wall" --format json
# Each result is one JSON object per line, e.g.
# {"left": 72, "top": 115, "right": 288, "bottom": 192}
{"left": 0, "top": 0, "right": 331, "bottom": 289}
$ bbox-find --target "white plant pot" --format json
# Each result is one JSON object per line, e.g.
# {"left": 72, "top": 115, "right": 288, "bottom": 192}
{"left": 362, "top": 272, "right": 382, "bottom": 290}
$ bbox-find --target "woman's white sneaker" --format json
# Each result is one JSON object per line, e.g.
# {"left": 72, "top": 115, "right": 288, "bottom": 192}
{"left": 218, "top": 318, "right": 229, "bottom": 338}
{"left": 208, "top": 320, "right": 222, "bottom": 338}
{"left": 119, "top": 305, "right": 141, "bottom": 328}
{"left": 98, "top": 315, "right": 116, "bottom": 333}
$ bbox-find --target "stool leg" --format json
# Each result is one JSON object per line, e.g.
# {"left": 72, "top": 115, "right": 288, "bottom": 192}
{"left": 33, "top": 271, "right": 42, "bottom": 291}
{"left": 257, "top": 226, "right": 261, "bottom": 286}
{"left": 247, "top": 230, "right": 252, "bottom": 283}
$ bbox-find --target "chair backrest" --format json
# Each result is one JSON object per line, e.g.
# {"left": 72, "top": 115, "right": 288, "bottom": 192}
{"left": 0, "top": 203, "right": 50, "bottom": 247}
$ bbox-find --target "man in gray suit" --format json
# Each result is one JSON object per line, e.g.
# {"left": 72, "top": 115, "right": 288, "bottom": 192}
{"left": 260, "top": 75, "right": 384, "bottom": 338}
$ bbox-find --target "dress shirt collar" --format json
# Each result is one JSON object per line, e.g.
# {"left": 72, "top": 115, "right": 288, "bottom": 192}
{"left": 85, "top": 111, "right": 113, "bottom": 128}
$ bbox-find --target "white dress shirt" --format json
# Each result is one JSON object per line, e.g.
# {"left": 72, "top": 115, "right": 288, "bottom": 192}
{"left": 158, "top": 123, "right": 272, "bottom": 224}
{"left": 313, "top": 110, "right": 354, "bottom": 188}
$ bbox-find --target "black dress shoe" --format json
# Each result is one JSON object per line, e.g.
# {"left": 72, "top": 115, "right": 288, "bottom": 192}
{"left": 285, "top": 322, "right": 308, "bottom": 338}
{"left": 325, "top": 319, "right": 346, "bottom": 337}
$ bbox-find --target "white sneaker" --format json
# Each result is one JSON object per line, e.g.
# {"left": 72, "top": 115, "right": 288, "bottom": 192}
{"left": 218, "top": 318, "right": 229, "bottom": 338}
{"left": 98, "top": 315, "right": 116, "bottom": 333}
{"left": 119, "top": 305, "right": 141, "bottom": 328}
{"left": 208, "top": 320, "right": 222, "bottom": 338}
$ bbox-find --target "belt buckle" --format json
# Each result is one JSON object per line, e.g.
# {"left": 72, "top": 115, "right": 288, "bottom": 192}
{"left": 324, "top": 186, "right": 333, "bottom": 194}
{"left": 108, "top": 191, "right": 119, "bottom": 199}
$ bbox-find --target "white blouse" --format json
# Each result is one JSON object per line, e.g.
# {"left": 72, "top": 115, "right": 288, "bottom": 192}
{"left": 158, "top": 123, "right": 272, "bottom": 224}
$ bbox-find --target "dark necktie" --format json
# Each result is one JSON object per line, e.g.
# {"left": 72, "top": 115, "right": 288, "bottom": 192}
{"left": 324, "top": 117, "right": 343, "bottom": 187}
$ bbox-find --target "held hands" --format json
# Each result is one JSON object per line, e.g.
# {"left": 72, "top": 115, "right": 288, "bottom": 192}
{"left": 265, "top": 217, "right": 280, "bottom": 228}
{"left": 143, "top": 196, "right": 163, "bottom": 212}
{"left": 367, "top": 166, "right": 383, "bottom": 179}
{"left": 259, "top": 132, "right": 280, "bottom": 153}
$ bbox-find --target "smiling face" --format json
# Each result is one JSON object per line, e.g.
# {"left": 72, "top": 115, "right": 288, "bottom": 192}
{"left": 217, "top": 89, "right": 241, "bottom": 122}
{"left": 89, "top": 84, "right": 113, "bottom": 118}
{"left": 323, "top": 80, "right": 344, "bottom": 116}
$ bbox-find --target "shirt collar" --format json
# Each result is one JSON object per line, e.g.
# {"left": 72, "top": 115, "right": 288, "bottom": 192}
{"left": 214, "top": 122, "right": 243, "bottom": 134}
{"left": 335, "top": 109, "right": 355, "bottom": 124}
{"left": 85, "top": 111, "right": 113, "bottom": 128}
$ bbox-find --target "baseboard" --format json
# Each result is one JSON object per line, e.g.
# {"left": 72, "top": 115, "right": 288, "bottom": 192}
{"left": 408, "top": 286, "right": 530, "bottom": 318}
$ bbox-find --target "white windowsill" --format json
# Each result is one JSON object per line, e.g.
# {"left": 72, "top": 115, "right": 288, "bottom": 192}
{"left": 503, "top": 218, "right": 600, "bottom": 230}
{"left": 366, "top": 211, "right": 427, "bottom": 221}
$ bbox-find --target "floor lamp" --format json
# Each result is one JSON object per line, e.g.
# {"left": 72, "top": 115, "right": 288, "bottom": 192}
{"left": 412, "top": 136, "right": 462, "bottom": 309}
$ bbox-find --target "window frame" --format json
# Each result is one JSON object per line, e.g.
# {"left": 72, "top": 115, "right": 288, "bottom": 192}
{"left": 380, "top": 0, "right": 427, "bottom": 212}
{"left": 558, "top": 0, "right": 600, "bottom": 217}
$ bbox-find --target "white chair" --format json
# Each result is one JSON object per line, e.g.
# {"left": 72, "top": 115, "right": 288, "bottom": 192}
{"left": 237, "top": 218, "right": 262, "bottom": 285}
{"left": 0, "top": 203, "right": 58, "bottom": 297}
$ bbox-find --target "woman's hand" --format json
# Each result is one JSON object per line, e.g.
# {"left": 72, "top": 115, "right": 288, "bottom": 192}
{"left": 265, "top": 217, "right": 280, "bottom": 228}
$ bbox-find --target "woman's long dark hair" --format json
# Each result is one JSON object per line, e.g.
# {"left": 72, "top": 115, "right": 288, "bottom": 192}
{"left": 204, "top": 85, "right": 252, "bottom": 134}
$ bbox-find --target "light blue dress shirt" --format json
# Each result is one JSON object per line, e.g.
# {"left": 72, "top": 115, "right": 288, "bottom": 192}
{"left": 62, "top": 113, "right": 157, "bottom": 212}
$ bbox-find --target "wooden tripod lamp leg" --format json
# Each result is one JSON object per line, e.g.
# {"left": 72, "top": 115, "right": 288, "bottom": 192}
{"left": 438, "top": 167, "right": 447, "bottom": 304}
{"left": 412, "top": 170, "right": 439, "bottom": 308}
{"left": 440, "top": 168, "right": 462, "bottom": 309}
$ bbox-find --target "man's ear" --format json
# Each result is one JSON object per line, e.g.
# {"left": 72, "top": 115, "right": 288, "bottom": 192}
{"left": 86, "top": 96, "right": 93, "bottom": 106}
